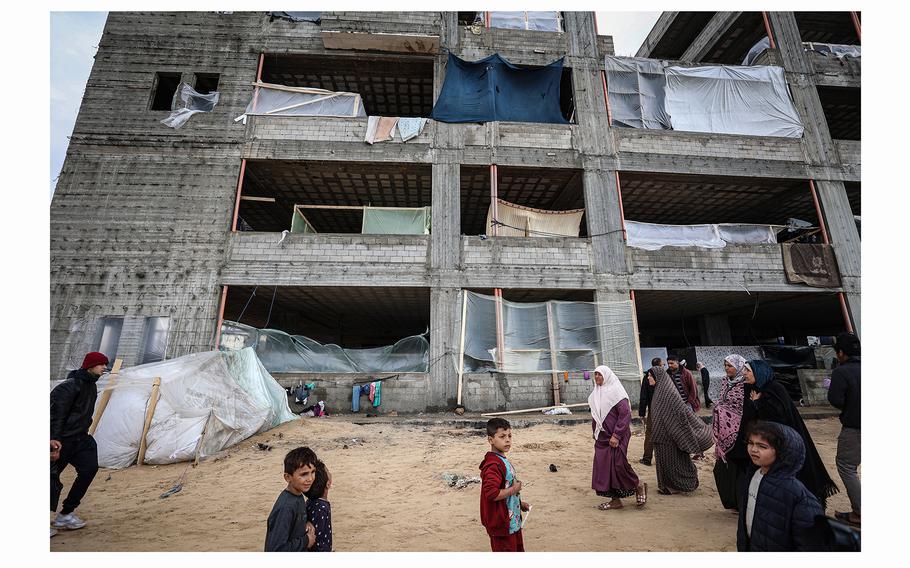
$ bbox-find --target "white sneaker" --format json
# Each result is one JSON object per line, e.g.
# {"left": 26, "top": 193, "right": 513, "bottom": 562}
{"left": 50, "top": 527, "right": 58, "bottom": 538}
{"left": 52, "top": 512, "right": 86, "bottom": 529}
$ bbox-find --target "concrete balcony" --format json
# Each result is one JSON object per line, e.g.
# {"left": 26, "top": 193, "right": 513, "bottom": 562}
{"left": 458, "top": 26, "right": 569, "bottom": 66}
{"left": 460, "top": 236, "right": 594, "bottom": 288}
{"left": 222, "top": 232, "right": 430, "bottom": 286}
{"left": 627, "top": 244, "right": 841, "bottom": 292}
{"left": 834, "top": 140, "right": 861, "bottom": 180}
{"left": 242, "top": 115, "right": 434, "bottom": 162}
{"left": 613, "top": 128, "right": 807, "bottom": 179}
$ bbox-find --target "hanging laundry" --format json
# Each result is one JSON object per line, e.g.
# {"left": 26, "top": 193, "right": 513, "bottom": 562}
{"left": 351, "top": 385, "right": 361, "bottom": 412}
{"left": 372, "top": 381, "right": 382, "bottom": 407}
{"left": 368, "top": 382, "right": 376, "bottom": 403}
{"left": 361, "top": 384, "right": 372, "bottom": 396}
{"left": 397, "top": 117, "right": 428, "bottom": 141}
{"left": 364, "top": 116, "right": 398, "bottom": 144}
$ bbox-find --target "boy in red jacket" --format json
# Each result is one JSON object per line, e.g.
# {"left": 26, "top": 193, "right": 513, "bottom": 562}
{"left": 480, "top": 418, "right": 530, "bottom": 552}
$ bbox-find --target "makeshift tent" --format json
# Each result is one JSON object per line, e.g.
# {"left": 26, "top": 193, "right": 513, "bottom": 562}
{"left": 431, "top": 53, "right": 569, "bottom": 124}
{"left": 461, "top": 292, "right": 640, "bottom": 382}
{"left": 78, "top": 348, "right": 296, "bottom": 469}
{"left": 603, "top": 56, "right": 805, "bottom": 138}
{"left": 625, "top": 220, "right": 781, "bottom": 250}
{"left": 236, "top": 82, "right": 366, "bottom": 122}
{"left": 161, "top": 83, "right": 219, "bottom": 129}
{"left": 290, "top": 205, "right": 431, "bottom": 235}
{"left": 474, "top": 11, "right": 563, "bottom": 32}
{"left": 220, "top": 321, "right": 430, "bottom": 373}
{"left": 604, "top": 56, "right": 671, "bottom": 129}
{"left": 487, "top": 198, "right": 584, "bottom": 237}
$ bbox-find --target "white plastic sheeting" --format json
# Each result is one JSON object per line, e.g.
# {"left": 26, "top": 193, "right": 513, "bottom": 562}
{"left": 603, "top": 56, "right": 804, "bottom": 138}
{"left": 604, "top": 57, "right": 672, "bottom": 129}
{"left": 626, "top": 221, "right": 781, "bottom": 250}
{"left": 161, "top": 83, "right": 219, "bottom": 129}
{"left": 664, "top": 65, "right": 804, "bottom": 138}
{"left": 84, "top": 349, "right": 296, "bottom": 469}
{"left": 804, "top": 42, "right": 861, "bottom": 59}
{"left": 462, "top": 292, "right": 641, "bottom": 381}
{"left": 236, "top": 83, "right": 366, "bottom": 122}
{"left": 487, "top": 198, "right": 584, "bottom": 237}
{"left": 220, "top": 321, "right": 429, "bottom": 373}
{"left": 640, "top": 347, "right": 668, "bottom": 371}
{"left": 742, "top": 37, "right": 772, "bottom": 65}
{"left": 362, "top": 207, "right": 431, "bottom": 235}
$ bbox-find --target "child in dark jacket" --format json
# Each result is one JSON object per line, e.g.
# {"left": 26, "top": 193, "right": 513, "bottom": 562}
{"left": 304, "top": 459, "right": 333, "bottom": 551}
{"left": 265, "top": 447, "right": 317, "bottom": 552}
{"left": 737, "top": 421, "right": 826, "bottom": 551}
{"left": 480, "top": 418, "right": 530, "bottom": 552}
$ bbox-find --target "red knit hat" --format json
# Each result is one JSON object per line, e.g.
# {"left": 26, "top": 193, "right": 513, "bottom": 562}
{"left": 81, "top": 351, "right": 110, "bottom": 370}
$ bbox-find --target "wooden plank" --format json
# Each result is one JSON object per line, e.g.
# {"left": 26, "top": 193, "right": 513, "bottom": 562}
{"left": 137, "top": 377, "right": 162, "bottom": 466}
{"left": 88, "top": 358, "right": 123, "bottom": 436}
{"left": 481, "top": 402, "right": 589, "bottom": 417}
{"left": 545, "top": 302, "right": 561, "bottom": 406}
{"left": 456, "top": 289, "right": 468, "bottom": 406}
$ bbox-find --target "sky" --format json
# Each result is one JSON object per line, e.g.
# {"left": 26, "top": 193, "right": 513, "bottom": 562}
{"left": 47, "top": 10, "right": 659, "bottom": 199}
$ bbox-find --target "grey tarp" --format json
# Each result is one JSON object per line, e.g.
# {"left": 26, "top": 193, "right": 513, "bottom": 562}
{"left": 781, "top": 243, "right": 842, "bottom": 288}
{"left": 604, "top": 56, "right": 671, "bottom": 129}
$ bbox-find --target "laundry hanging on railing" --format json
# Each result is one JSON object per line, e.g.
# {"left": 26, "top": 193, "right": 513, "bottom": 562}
{"left": 625, "top": 221, "right": 781, "bottom": 250}
{"left": 431, "top": 53, "right": 569, "bottom": 124}
{"left": 604, "top": 56, "right": 804, "bottom": 138}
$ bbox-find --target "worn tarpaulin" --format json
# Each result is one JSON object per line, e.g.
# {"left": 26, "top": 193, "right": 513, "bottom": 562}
{"left": 742, "top": 37, "right": 772, "bottom": 65}
{"left": 664, "top": 65, "right": 804, "bottom": 138}
{"left": 161, "top": 83, "right": 219, "bottom": 129}
{"left": 487, "top": 198, "right": 584, "bottom": 237}
{"left": 239, "top": 83, "right": 365, "bottom": 120}
{"left": 781, "top": 243, "right": 842, "bottom": 287}
{"left": 604, "top": 56, "right": 671, "bottom": 129}
{"left": 430, "top": 53, "right": 569, "bottom": 124}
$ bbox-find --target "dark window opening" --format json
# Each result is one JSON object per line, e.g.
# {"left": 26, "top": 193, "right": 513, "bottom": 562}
{"left": 817, "top": 86, "right": 860, "bottom": 141}
{"left": 560, "top": 67, "right": 575, "bottom": 122}
{"left": 796, "top": 12, "right": 860, "bottom": 45}
{"left": 151, "top": 72, "right": 182, "bottom": 111}
{"left": 194, "top": 73, "right": 220, "bottom": 95}
{"left": 458, "top": 12, "right": 478, "bottom": 26}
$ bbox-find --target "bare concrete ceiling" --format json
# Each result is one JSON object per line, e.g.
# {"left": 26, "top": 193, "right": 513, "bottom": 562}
{"left": 225, "top": 285, "right": 430, "bottom": 346}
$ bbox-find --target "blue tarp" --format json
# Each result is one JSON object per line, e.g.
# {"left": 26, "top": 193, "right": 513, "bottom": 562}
{"left": 430, "top": 53, "right": 569, "bottom": 124}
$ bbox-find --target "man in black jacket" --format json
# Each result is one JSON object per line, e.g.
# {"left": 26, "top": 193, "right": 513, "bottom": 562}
{"left": 828, "top": 332, "right": 861, "bottom": 527}
{"left": 50, "top": 351, "right": 109, "bottom": 531}
{"left": 638, "top": 357, "right": 661, "bottom": 466}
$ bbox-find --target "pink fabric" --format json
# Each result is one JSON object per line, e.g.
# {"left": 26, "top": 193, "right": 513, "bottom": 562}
{"left": 369, "top": 383, "right": 376, "bottom": 403}
{"left": 712, "top": 380, "right": 745, "bottom": 462}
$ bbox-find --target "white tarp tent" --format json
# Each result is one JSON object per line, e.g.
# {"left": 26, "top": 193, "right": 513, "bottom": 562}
{"left": 603, "top": 56, "right": 672, "bottom": 129}
{"left": 487, "top": 198, "right": 585, "bottom": 237}
{"left": 80, "top": 348, "right": 296, "bottom": 469}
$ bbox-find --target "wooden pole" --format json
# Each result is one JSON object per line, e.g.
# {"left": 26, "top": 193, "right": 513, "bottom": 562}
{"left": 601, "top": 70, "right": 612, "bottom": 125}
{"left": 494, "top": 289, "right": 506, "bottom": 371}
{"left": 88, "top": 358, "right": 123, "bottom": 436}
{"left": 850, "top": 12, "right": 861, "bottom": 43}
{"left": 629, "top": 290, "right": 644, "bottom": 377}
{"left": 615, "top": 171, "right": 627, "bottom": 242}
{"left": 482, "top": 402, "right": 590, "bottom": 417}
{"left": 230, "top": 158, "right": 247, "bottom": 232}
{"left": 456, "top": 290, "right": 469, "bottom": 406}
{"left": 545, "top": 302, "right": 561, "bottom": 406}
{"left": 808, "top": 179, "right": 853, "bottom": 333}
{"left": 213, "top": 285, "right": 229, "bottom": 349}
{"left": 137, "top": 377, "right": 162, "bottom": 466}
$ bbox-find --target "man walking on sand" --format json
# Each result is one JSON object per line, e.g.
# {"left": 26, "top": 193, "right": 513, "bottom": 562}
{"left": 50, "top": 352, "right": 109, "bottom": 533}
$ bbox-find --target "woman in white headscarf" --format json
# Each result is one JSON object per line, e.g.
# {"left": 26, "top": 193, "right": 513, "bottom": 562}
{"left": 589, "top": 365, "right": 646, "bottom": 510}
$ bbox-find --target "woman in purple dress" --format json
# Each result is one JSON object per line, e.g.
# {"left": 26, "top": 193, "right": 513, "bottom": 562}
{"left": 590, "top": 365, "right": 647, "bottom": 510}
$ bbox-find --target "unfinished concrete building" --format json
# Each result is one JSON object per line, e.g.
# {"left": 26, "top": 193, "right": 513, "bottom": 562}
{"left": 50, "top": 11, "right": 860, "bottom": 413}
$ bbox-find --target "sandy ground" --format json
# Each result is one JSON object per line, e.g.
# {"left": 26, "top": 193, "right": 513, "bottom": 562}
{"left": 49, "top": 414, "right": 852, "bottom": 552}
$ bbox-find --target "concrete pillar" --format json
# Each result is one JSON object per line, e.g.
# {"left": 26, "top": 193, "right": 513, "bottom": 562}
{"left": 428, "top": 287, "right": 461, "bottom": 410}
{"left": 698, "top": 314, "right": 733, "bottom": 345}
{"left": 583, "top": 166, "right": 627, "bottom": 275}
{"left": 430, "top": 162, "right": 461, "bottom": 271}
{"left": 594, "top": 288, "right": 640, "bottom": 404}
{"left": 767, "top": 12, "right": 861, "bottom": 336}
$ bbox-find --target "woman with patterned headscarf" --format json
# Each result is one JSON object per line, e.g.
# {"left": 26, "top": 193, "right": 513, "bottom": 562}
{"left": 589, "top": 365, "right": 647, "bottom": 510}
{"left": 744, "top": 359, "right": 839, "bottom": 509}
{"left": 711, "top": 354, "right": 755, "bottom": 511}
{"left": 649, "top": 365, "right": 714, "bottom": 494}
